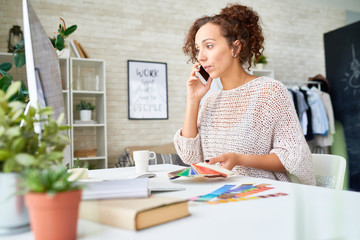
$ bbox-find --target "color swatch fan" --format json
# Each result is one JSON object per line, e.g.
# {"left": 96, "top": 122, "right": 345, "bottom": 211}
{"left": 168, "top": 163, "right": 234, "bottom": 179}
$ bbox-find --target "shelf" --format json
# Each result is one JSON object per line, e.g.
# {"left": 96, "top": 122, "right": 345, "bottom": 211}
{"left": 0, "top": 53, "right": 13, "bottom": 62}
{"left": 73, "top": 124, "right": 105, "bottom": 127}
{"left": 72, "top": 90, "right": 104, "bottom": 97}
{"left": 251, "top": 69, "right": 274, "bottom": 78}
{"left": 74, "top": 156, "right": 106, "bottom": 161}
{"left": 69, "top": 58, "right": 107, "bottom": 169}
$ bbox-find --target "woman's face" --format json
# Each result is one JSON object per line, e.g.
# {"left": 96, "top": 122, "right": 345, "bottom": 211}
{"left": 195, "top": 23, "right": 234, "bottom": 79}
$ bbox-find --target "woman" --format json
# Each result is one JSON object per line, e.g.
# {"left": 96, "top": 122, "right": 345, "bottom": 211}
{"left": 173, "top": 4, "right": 315, "bottom": 185}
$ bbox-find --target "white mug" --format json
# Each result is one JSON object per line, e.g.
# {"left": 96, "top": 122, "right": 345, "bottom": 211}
{"left": 133, "top": 150, "right": 156, "bottom": 173}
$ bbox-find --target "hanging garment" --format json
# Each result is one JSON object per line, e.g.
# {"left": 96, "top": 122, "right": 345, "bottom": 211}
{"left": 299, "top": 89, "right": 314, "bottom": 141}
{"left": 313, "top": 89, "right": 336, "bottom": 147}
{"left": 306, "top": 87, "right": 329, "bottom": 136}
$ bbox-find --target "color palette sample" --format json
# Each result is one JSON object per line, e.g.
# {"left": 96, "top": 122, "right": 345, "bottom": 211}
{"left": 168, "top": 163, "right": 234, "bottom": 179}
{"left": 190, "top": 184, "right": 288, "bottom": 204}
{"left": 189, "top": 185, "right": 236, "bottom": 202}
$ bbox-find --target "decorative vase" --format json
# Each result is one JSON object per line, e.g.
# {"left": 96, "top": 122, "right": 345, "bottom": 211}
{"left": 0, "top": 172, "right": 30, "bottom": 236}
{"left": 25, "top": 189, "right": 82, "bottom": 240}
{"left": 80, "top": 110, "right": 92, "bottom": 121}
{"left": 56, "top": 48, "right": 70, "bottom": 58}
{"left": 56, "top": 39, "right": 70, "bottom": 58}
{"left": 256, "top": 63, "right": 264, "bottom": 70}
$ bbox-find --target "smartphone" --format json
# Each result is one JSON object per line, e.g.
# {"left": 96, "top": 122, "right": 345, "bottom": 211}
{"left": 195, "top": 65, "right": 210, "bottom": 85}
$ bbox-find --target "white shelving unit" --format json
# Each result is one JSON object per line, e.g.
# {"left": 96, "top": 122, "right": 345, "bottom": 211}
{"left": 69, "top": 58, "right": 107, "bottom": 169}
{"left": 0, "top": 53, "right": 107, "bottom": 169}
{"left": 250, "top": 69, "right": 275, "bottom": 78}
{"left": 59, "top": 57, "right": 71, "bottom": 167}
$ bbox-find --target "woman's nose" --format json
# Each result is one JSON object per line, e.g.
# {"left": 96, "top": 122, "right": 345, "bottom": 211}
{"left": 197, "top": 49, "right": 206, "bottom": 62}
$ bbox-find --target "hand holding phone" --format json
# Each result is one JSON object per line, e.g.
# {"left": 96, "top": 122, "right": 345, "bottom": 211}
{"left": 195, "top": 65, "right": 210, "bottom": 85}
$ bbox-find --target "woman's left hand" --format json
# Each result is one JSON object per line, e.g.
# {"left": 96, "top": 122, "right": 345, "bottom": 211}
{"left": 207, "top": 153, "right": 240, "bottom": 170}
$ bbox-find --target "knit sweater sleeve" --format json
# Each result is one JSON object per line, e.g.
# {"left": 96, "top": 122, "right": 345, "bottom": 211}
{"left": 173, "top": 129, "right": 203, "bottom": 164}
{"left": 268, "top": 84, "right": 316, "bottom": 185}
{"left": 173, "top": 96, "right": 211, "bottom": 165}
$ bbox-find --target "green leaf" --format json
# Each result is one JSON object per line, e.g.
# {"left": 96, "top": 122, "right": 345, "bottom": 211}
{"left": 0, "top": 63, "right": 12, "bottom": 72}
{"left": 14, "top": 52, "right": 26, "bottom": 68}
{"left": 14, "top": 40, "right": 24, "bottom": 50}
{"left": 15, "top": 153, "right": 37, "bottom": 166}
{"left": 38, "top": 106, "right": 54, "bottom": 116}
{"left": 0, "top": 126, "right": 5, "bottom": 135}
{"left": 56, "top": 113, "right": 64, "bottom": 125}
{"left": 0, "top": 75, "right": 12, "bottom": 90}
{"left": 55, "top": 34, "right": 65, "bottom": 51}
{"left": 4, "top": 81, "right": 21, "bottom": 100}
{"left": 3, "top": 158, "right": 20, "bottom": 173}
{"left": 10, "top": 137, "right": 26, "bottom": 153}
{"left": 8, "top": 100, "right": 26, "bottom": 112}
{"left": 64, "top": 25, "right": 77, "bottom": 36}
{"left": 6, "top": 127, "right": 21, "bottom": 138}
{"left": 0, "top": 150, "right": 11, "bottom": 161}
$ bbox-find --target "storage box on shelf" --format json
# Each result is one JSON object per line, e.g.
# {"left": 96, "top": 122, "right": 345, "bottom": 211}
{"left": 70, "top": 58, "right": 107, "bottom": 169}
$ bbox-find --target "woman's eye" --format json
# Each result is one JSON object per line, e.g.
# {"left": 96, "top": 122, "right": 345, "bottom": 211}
{"left": 207, "top": 44, "right": 213, "bottom": 49}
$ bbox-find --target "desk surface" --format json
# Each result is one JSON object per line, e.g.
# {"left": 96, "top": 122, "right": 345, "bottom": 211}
{"left": 2, "top": 164, "right": 360, "bottom": 240}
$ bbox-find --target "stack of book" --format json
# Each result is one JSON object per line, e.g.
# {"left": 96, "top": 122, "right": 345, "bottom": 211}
{"left": 70, "top": 39, "right": 90, "bottom": 58}
{"left": 79, "top": 178, "right": 190, "bottom": 230}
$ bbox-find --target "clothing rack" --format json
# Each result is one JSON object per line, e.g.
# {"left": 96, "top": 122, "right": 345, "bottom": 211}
{"left": 283, "top": 80, "right": 322, "bottom": 90}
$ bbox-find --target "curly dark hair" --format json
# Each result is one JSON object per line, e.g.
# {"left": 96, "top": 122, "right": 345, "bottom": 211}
{"left": 183, "top": 4, "right": 264, "bottom": 70}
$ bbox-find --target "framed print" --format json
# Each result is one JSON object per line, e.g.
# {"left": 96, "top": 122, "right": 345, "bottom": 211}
{"left": 128, "top": 60, "right": 168, "bottom": 120}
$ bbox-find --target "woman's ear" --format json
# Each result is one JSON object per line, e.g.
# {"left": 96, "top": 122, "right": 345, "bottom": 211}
{"left": 232, "top": 40, "right": 241, "bottom": 56}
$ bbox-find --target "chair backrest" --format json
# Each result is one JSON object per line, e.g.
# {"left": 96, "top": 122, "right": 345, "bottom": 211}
{"left": 312, "top": 154, "right": 346, "bottom": 190}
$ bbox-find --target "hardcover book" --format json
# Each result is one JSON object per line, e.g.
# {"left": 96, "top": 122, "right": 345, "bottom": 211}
{"left": 79, "top": 196, "right": 190, "bottom": 230}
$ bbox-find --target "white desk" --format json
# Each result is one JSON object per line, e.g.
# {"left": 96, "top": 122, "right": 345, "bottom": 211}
{"left": 2, "top": 164, "right": 360, "bottom": 240}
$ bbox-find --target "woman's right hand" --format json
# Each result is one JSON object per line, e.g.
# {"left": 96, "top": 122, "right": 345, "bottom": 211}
{"left": 186, "top": 63, "right": 213, "bottom": 102}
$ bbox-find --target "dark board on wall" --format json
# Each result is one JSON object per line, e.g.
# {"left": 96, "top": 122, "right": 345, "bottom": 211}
{"left": 324, "top": 21, "right": 360, "bottom": 191}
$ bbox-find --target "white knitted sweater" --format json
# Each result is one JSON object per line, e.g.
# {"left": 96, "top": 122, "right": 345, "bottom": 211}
{"left": 174, "top": 77, "right": 316, "bottom": 185}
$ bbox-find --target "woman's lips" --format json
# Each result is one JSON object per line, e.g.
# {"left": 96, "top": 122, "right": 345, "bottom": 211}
{"left": 204, "top": 66, "right": 211, "bottom": 72}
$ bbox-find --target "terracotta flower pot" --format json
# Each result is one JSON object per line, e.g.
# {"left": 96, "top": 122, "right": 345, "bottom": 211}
{"left": 25, "top": 189, "right": 82, "bottom": 240}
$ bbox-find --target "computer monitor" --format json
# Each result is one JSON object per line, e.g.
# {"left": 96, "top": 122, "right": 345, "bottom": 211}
{"left": 22, "top": 0, "right": 65, "bottom": 120}
{"left": 22, "top": 0, "right": 70, "bottom": 165}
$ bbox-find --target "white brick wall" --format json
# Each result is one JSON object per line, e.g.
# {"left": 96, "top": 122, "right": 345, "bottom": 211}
{"left": 0, "top": 0, "right": 345, "bottom": 167}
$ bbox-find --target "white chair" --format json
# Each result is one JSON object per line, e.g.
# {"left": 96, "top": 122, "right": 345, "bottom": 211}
{"left": 312, "top": 154, "right": 346, "bottom": 190}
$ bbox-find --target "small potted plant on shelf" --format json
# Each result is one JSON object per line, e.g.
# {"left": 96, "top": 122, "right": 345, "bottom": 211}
{"left": 49, "top": 17, "right": 77, "bottom": 57}
{"left": 20, "top": 166, "right": 83, "bottom": 240}
{"left": 76, "top": 100, "right": 95, "bottom": 121}
{"left": 254, "top": 55, "right": 268, "bottom": 70}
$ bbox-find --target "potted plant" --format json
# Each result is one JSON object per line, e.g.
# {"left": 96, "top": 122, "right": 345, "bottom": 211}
{"left": 49, "top": 17, "right": 77, "bottom": 57}
{"left": 76, "top": 100, "right": 95, "bottom": 121}
{"left": 20, "top": 166, "right": 83, "bottom": 240}
{"left": 0, "top": 82, "right": 71, "bottom": 235}
{"left": 0, "top": 82, "right": 29, "bottom": 235}
{"left": 254, "top": 55, "right": 268, "bottom": 70}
